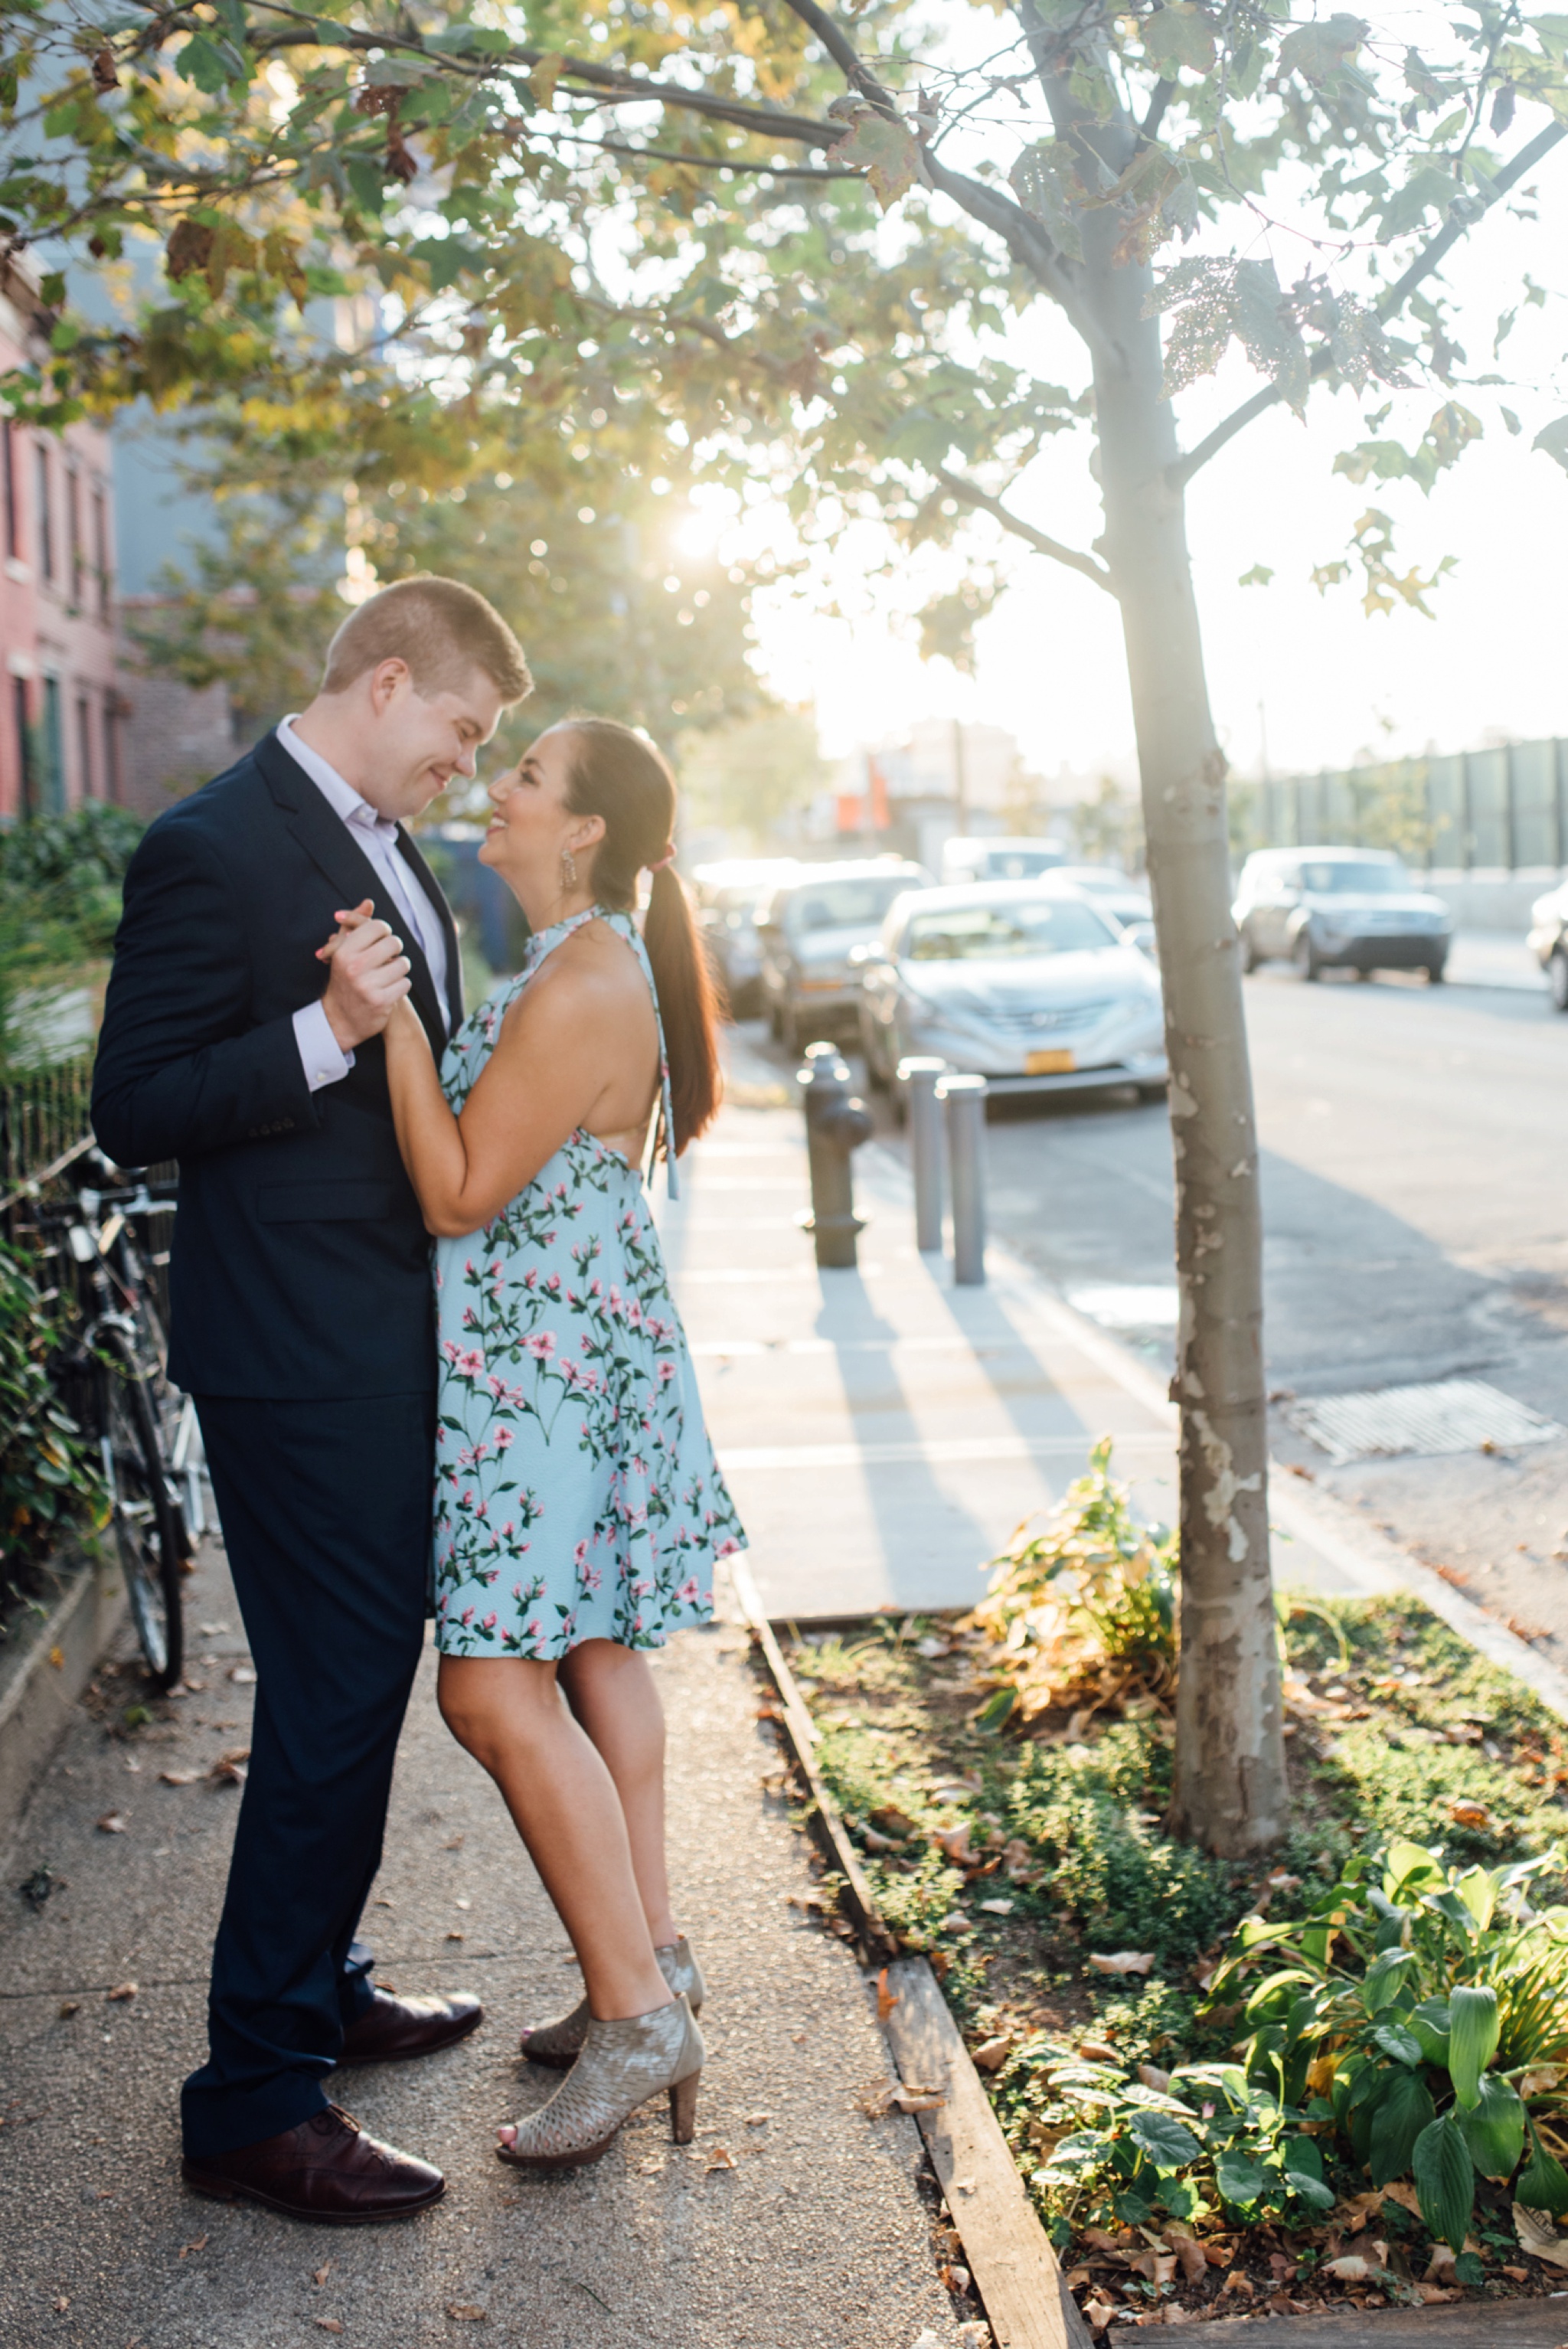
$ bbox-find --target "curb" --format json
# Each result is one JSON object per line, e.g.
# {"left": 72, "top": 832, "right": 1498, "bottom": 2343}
{"left": 0, "top": 1544, "right": 126, "bottom": 1867}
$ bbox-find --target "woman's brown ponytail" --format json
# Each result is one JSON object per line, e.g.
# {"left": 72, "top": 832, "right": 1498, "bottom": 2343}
{"left": 562, "top": 718, "right": 720, "bottom": 1154}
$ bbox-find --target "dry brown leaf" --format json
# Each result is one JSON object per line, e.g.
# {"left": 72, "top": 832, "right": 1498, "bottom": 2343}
{"left": 1081, "top": 2227, "right": 1122, "bottom": 2253}
{"left": 106, "top": 1981, "right": 137, "bottom": 2002}
{"left": 876, "top": 1967, "right": 898, "bottom": 2023}
{"left": 1083, "top": 2295, "right": 1119, "bottom": 2330}
{"left": 934, "top": 1824, "right": 978, "bottom": 1867}
{"left": 1380, "top": 2179, "right": 1422, "bottom": 2217}
{"left": 1137, "top": 2063, "right": 1171, "bottom": 2093}
{"left": 871, "top": 1805, "right": 916, "bottom": 1837}
{"left": 1416, "top": 2284, "right": 1458, "bottom": 2304}
{"left": 1503, "top": 2265, "right": 1530, "bottom": 2282}
{"left": 1066, "top": 2267, "right": 1093, "bottom": 2289}
{"left": 1079, "top": 2037, "right": 1120, "bottom": 2063}
{"left": 1222, "top": 2270, "right": 1254, "bottom": 2298}
{"left": 158, "top": 1769, "right": 204, "bottom": 1786}
{"left": 445, "top": 1930, "right": 465, "bottom": 1942}
{"left": 1173, "top": 2241, "right": 1207, "bottom": 2283}
{"left": 445, "top": 2308, "right": 487, "bottom": 2324}
{"left": 705, "top": 2145, "right": 736, "bottom": 2171}
{"left": 179, "top": 2234, "right": 208, "bottom": 2259}
{"left": 743, "top": 2111, "right": 770, "bottom": 2128}
{"left": 210, "top": 1748, "right": 250, "bottom": 1785}
{"left": 1514, "top": 2203, "right": 1568, "bottom": 2269}
{"left": 1324, "top": 2256, "right": 1372, "bottom": 2282}
{"left": 313, "top": 2263, "right": 332, "bottom": 2287}
{"left": 96, "top": 1813, "right": 128, "bottom": 1834}
{"left": 1088, "top": 1951, "right": 1154, "bottom": 1976}
{"left": 314, "top": 2323, "right": 344, "bottom": 2336}
{"left": 972, "top": 2035, "right": 1013, "bottom": 2072}
{"left": 57, "top": 1999, "right": 80, "bottom": 2019}
{"left": 978, "top": 1897, "right": 1015, "bottom": 1916}
{"left": 1449, "top": 1799, "right": 1492, "bottom": 1829}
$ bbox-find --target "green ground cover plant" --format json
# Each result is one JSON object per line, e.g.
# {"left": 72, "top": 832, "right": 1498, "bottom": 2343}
{"left": 779, "top": 1452, "right": 1568, "bottom": 2323}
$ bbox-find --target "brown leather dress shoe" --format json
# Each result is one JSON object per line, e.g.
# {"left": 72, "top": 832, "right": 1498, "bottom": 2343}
{"left": 335, "top": 1988, "right": 483, "bottom": 2067}
{"left": 182, "top": 2104, "right": 444, "bottom": 2224}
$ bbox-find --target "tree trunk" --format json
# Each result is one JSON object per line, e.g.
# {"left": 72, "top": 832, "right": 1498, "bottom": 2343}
{"left": 1076, "top": 202, "right": 1288, "bottom": 1854}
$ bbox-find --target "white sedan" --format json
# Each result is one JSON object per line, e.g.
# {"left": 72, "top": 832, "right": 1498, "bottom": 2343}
{"left": 854, "top": 880, "right": 1168, "bottom": 1104}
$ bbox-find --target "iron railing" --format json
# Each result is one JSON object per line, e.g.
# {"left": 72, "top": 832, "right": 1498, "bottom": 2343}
{"left": 1233, "top": 737, "right": 1568, "bottom": 872}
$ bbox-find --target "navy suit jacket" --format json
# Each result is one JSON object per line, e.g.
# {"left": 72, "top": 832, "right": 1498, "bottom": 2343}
{"left": 91, "top": 730, "right": 462, "bottom": 1400}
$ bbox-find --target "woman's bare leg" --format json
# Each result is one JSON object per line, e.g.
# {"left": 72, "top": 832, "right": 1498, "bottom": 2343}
{"left": 557, "top": 1640, "right": 677, "bottom": 1948}
{"left": 437, "top": 1652, "right": 669, "bottom": 2022}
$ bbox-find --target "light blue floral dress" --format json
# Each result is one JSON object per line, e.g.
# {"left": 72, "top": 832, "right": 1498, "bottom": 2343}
{"left": 431, "top": 907, "right": 744, "bottom": 1659}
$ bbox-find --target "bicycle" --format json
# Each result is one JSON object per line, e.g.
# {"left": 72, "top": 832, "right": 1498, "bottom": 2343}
{"left": 29, "top": 1155, "right": 194, "bottom": 1692}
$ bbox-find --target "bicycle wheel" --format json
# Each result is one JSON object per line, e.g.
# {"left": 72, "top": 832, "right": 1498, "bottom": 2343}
{"left": 99, "top": 1332, "right": 186, "bottom": 1693}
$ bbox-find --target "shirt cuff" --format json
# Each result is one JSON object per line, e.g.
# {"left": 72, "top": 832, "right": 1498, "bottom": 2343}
{"left": 294, "top": 1000, "right": 355, "bottom": 1092}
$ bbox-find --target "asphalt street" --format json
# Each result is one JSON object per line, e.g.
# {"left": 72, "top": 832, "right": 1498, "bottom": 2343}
{"left": 741, "top": 954, "right": 1568, "bottom": 1673}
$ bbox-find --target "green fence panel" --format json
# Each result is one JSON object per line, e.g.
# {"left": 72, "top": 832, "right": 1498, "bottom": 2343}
{"left": 1511, "top": 739, "right": 1558, "bottom": 869}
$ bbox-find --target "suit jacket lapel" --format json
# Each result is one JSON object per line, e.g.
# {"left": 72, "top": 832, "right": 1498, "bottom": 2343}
{"left": 396, "top": 827, "right": 464, "bottom": 1033}
{"left": 256, "top": 731, "right": 446, "bottom": 1055}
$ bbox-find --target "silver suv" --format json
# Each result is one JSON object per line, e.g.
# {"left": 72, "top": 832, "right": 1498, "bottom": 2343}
{"left": 1233, "top": 848, "right": 1452, "bottom": 982}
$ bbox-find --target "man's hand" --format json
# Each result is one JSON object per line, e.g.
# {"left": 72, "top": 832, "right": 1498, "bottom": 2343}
{"left": 315, "top": 900, "right": 413, "bottom": 1050}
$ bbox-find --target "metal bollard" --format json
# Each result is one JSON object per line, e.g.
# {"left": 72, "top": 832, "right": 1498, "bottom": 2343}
{"left": 937, "top": 1073, "right": 988, "bottom": 1285}
{"left": 897, "top": 1056, "right": 946, "bottom": 1253}
{"left": 797, "top": 1041, "right": 874, "bottom": 1269}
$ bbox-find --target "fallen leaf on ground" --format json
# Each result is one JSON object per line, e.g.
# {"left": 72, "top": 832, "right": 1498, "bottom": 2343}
{"left": 54, "top": 2295, "right": 69, "bottom": 2312}
{"left": 971, "top": 2036, "right": 1013, "bottom": 2072}
{"left": 96, "top": 1814, "right": 128, "bottom": 1834}
{"left": 158, "top": 1769, "right": 204, "bottom": 1786}
{"left": 445, "top": 2307, "right": 487, "bottom": 2323}
{"left": 314, "top": 2322, "right": 344, "bottom": 2336}
{"left": 1164, "top": 2308, "right": 1197, "bottom": 2326}
{"left": 934, "top": 1824, "right": 978, "bottom": 1867}
{"left": 938, "top": 1910, "right": 971, "bottom": 1932}
{"left": 1172, "top": 2241, "right": 1207, "bottom": 2282}
{"left": 1079, "top": 2037, "right": 1120, "bottom": 2063}
{"left": 705, "top": 2145, "right": 736, "bottom": 2171}
{"left": 445, "top": 1834, "right": 465, "bottom": 1849}
{"left": 1503, "top": 2265, "right": 1530, "bottom": 2282}
{"left": 978, "top": 1898, "right": 1015, "bottom": 1916}
{"left": 1514, "top": 2203, "right": 1568, "bottom": 2269}
{"left": 870, "top": 1805, "right": 917, "bottom": 1836}
{"left": 48, "top": 1646, "right": 64, "bottom": 1670}
{"left": 1081, "top": 2228, "right": 1122, "bottom": 2253}
{"left": 445, "top": 1930, "right": 465, "bottom": 1942}
{"left": 1083, "top": 2295, "right": 1119, "bottom": 2329}
{"left": 1089, "top": 1951, "right": 1154, "bottom": 1976}
{"left": 179, "top": 2234, "right": 208, "bottom": 2258}
{"left": 313, "top": 2262, "right": 332, "bottom": 2287}
{"left": 1449, "top": 1800, "right": 1492, "bottom": 1828}
{"left": 228, "top": 1665, "right": 257, "bottom": 1684}
{"left": 1324, "top": 2256, "right": 1372, "bottom": 2282}
{"left": 57, "top": 2000, "right": 79, "bottom": 2019}
{"left": 877, "top": 1967, "right": 898, "bottom": 2022}
{"left": 1137, "top": 2063, "right": 1171, "bottom": 2093}
{"left": 210, "top": 1749, "right": 250, "bottom": 1784}
{"left": 1416, "top": 2284, "right": 1458, "bottom": 2303}
{"left": 1066, "top": 2267, "right": 1093, "bottom": 2289}
{"left": 1381, "top": 2180, "right": 1422, "bottom": 2217}
{"left": 743, "top": 2111, "right": 770, "bottom": 2127}
{"left": 106, "top": 1982, "right": 137, "bottom": 2002}
{"left": 1223, "top": 2270, "right": 1254, "bottom": 2298}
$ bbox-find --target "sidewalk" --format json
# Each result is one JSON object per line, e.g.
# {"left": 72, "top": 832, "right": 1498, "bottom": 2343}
{"left": 0, "top": 1529, "right": 964, "bottom": 2348}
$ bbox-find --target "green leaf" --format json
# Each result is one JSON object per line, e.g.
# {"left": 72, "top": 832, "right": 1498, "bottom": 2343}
{"left": 1368, "top": 2064, "right": 1436, "bottom": 2187}
{"left": 1142, "top": 3, "right": 1217, "bottom": 75}
{"left": 1448, "top": 1986, "right": 1501, "bottom": 2109}
{"left": 1413, "top": 2111, "right": 1476, "bottom": 2250}
{"left": 833, "top": 112, "right": 921, "bottom": 209}
{"left": 1458, "top": 2075, "right": 1525, "bottom": 2181}
{"left": 1215, "top": 2150, "right": 1266, "bottom": 2207}
{"left": 1008, "top": 141, "right": 1084, "bottom": 262}
{"left": 1362, "top": 1948, "right": 1418, "bottom": 2014}
{"left": 1286, "top": 2170, "right": 1338, "bottom": 2210}
{"left": 1517, "top": 2125, "right": 1568, "bottom": 2218}
{"left": 1129, "top": 2109, "right": 1202, "bottom": 2169}
{"left": 1373, "top": 2023, "right": 1425, "bottom": 2067}
{"left": 1534, "top": 417, "right": 1568, "bottom": 473}
{"left": 1409, "top": 1998, "right": 1452, "bottom": 2065}
{"left": 178, "top": 34, "right": 237, "bottom": 94}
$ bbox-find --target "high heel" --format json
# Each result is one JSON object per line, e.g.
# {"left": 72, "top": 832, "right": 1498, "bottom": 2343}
{"left": 668, "top": 2068, "right": 700, "bottom": 2145}
{"left": 497, "top": 1993, "right": 704, "bottom": 2172}
{"left": 521, "top": 1936, "right": 706, "bottom": 2069}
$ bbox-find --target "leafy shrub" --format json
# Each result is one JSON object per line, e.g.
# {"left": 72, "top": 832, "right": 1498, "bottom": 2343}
{"left": 0, "top": 1238, "right": 102, "bottom": 1632}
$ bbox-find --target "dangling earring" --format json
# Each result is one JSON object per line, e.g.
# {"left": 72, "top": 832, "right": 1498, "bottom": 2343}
{"left": 560, "top": 846, "right": 578, "bottom": 890}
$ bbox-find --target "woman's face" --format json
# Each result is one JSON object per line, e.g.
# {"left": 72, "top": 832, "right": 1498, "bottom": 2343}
{"left": 480, "top": 726, "right": 603, "bottom": 911}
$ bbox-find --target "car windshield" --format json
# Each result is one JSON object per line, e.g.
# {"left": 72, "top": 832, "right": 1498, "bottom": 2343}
{"left": 1300, "top": 861, "right": 1410, "bottom": 894}
{"left": 982, "top": 848, "right": 1060, "bottom": 878}
{"left": 905, "top": 898, "right": 1116, "bottom": 962}
{"left": 788, "top": 877, "right": 915, "bottom": 933}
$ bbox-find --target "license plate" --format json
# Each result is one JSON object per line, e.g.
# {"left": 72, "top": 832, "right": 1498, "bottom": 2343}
{"left": 1027, "top": 1047, "right": 1076, "bottom": 1074}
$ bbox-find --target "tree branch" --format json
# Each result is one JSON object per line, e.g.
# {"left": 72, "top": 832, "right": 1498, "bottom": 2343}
{"left": 934, "top": 463, "right": 1116, "bottom": 593}
{"left": 1168, "top": 117, "right": 1568, "bottom": 492}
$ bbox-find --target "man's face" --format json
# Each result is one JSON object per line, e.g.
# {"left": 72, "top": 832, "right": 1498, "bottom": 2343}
{"left": 360, "top": 660, "right": 508, "bottom": 822}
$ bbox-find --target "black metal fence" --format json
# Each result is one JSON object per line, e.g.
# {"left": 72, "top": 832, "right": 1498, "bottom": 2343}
{"left": 1233, "top": 737, "right": 1568, "bottom": 872}
{"left": 0, "top": 1054, "right": 96, "bottom": 1217}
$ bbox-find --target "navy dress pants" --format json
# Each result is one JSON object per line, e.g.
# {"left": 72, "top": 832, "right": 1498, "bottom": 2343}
{"left": 181, "top": 1393, "right": 435, "bottom": 2159}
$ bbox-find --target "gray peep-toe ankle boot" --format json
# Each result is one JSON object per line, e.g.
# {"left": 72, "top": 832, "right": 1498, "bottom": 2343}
{"left": 521, "top": 1936, "right": 705, "bottom": 2070}
{"left": 497, "top": 1992, "right": 704, "bottom": 2171}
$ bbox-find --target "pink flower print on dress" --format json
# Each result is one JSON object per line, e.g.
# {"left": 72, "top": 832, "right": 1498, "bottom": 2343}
{"left": 658, "top": 1361, "right": 677, "bottom": 1385}
{"left": 495, "top": 1426, "right": 514, "bottom": 1450}
{"left": 481, "top": 1612, "right": 498, "bottom": 1631}
{"left": 524, "top": 1331, "right": 556, "bottom": 1360}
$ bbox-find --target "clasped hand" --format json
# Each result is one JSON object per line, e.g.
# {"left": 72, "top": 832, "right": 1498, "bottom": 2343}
{"left": 315, "top": 900, "right": 415, "bottom": 1050}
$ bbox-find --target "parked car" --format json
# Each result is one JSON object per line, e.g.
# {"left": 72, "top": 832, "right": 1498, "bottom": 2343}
{"left": 941, "top": 835, "right": 1066, "bottom": 885}
{"left": 1049, "top": 864, "right": 1155, "bottom": 953}
{"left": 1233, "top": 847, "right": 1452, "bottom": 981}
{"left": 854, "top": 879, "right": 1167, "bottom": 1104}
{"left": 1527, "top": 878, "right": 1568, "bottom": 1011}
{"left": 756, "top": 858, "right": 933, "bottom": 1050}
{"left": 692, "top": 858, "right": 801, "bottom": 1018}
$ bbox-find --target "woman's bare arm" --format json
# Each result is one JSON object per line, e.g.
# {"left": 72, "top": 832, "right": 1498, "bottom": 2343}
{"left": 381, "top": 955, "right": 634, "bottom": 1238}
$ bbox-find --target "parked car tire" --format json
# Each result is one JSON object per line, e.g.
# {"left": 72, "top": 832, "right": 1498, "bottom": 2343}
{"left": 858, "top": 1008, "right": 889, "bottom": 1089}
{"left": 1240, "top": 924, "right": 1261, "bottom": 974}
{"left": 1426, "top": 956, "right": 1446, "bottom": 985}
{"left": 1550, "top": 949, "right": 1568, "bottom": 1013}
{"left": 1136, "top": 1082, "right": 1168, "bottom": 1104}
{"left": 1292, "top": 930, "right": 1322, "bottom": 982}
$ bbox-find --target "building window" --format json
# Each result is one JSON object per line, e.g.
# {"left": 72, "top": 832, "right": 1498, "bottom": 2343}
{"left": 103, "top": 695, "right": 121, "bottom": 804}
{"left": 91, "top": 482, "right": 109, "bottom": 614}
{"left": 34, "top": 442, "right": 53, "bottom": 582}
{"left": 2, "top": 425, "right": 17, "bottom": 564}
{"left": 77, "top": 691, "right": 93, "bottom": 799}
{"left": 41, "top": 675, "right": 64, "bottom": 812}
{"left": 67, "top": 467, "right": 83, "bottom": 606}
{"left": 13, "top": 677, "right": 35, "bottom": 817}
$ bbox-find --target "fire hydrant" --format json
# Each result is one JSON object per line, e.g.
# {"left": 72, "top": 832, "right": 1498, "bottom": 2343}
{"left": 797, "top": 1042, "right": 874, "bottom": 1269}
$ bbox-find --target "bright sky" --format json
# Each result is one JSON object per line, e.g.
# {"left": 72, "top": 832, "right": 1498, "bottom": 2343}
{"left": 736, "top": 75, "right": 1568, "bottom": 788}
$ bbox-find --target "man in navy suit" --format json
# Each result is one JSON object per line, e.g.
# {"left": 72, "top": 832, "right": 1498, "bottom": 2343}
{"left": 93, "top": 577, "right": 532, "bottom": 2222}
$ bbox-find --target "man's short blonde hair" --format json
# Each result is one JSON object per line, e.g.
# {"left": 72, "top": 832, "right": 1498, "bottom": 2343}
{"left": 321, "top": 575, "right": 532, "bottom": 704}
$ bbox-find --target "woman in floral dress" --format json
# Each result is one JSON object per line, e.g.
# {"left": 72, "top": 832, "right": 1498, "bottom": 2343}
{"left": 322, "top": 717, "right": 742, "bottom": 2171}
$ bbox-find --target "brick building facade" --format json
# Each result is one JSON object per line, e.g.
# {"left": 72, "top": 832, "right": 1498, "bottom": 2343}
{"left": 0, "top": 265, "right": 122, "bottom": 819}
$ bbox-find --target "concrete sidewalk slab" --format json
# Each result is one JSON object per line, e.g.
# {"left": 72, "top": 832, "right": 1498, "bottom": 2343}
{"left": 0, "top": 1540, "right": 962, "bottom": 2349}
